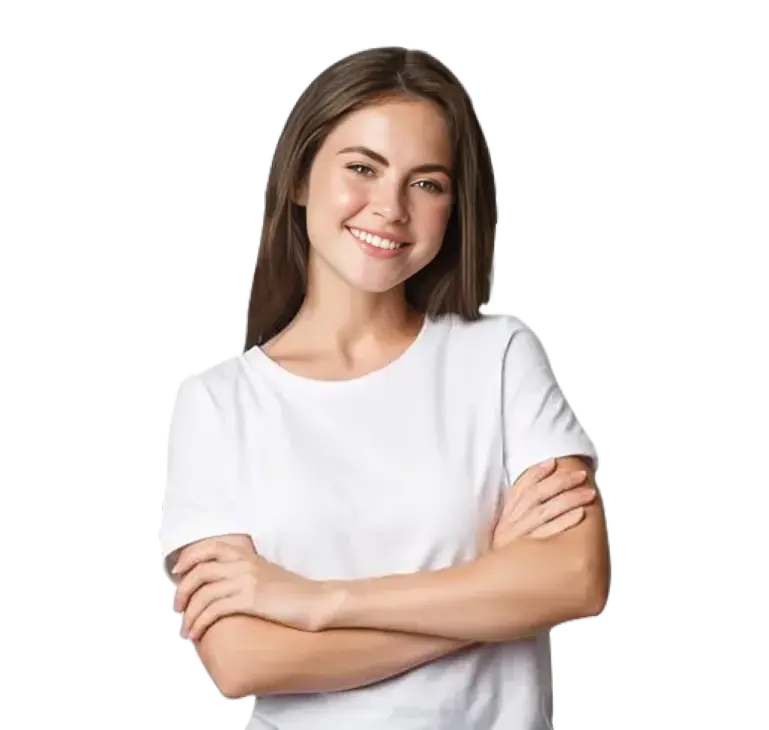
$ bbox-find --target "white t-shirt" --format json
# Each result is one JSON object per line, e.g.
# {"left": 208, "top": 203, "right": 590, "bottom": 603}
{"left": 159, "top": 312, "right": 598, "bottom": 730}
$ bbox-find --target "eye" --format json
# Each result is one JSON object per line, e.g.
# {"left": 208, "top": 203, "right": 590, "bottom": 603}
{"left": 347, "top": 163, "right": 375, "bottom": 177}
{"left": 414, "top": 179, "right": 444, "bottom": 195}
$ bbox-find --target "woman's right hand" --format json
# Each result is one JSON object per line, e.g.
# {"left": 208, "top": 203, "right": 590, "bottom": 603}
{"left": 491, "top": 458, "right": 596, "bottom": 548}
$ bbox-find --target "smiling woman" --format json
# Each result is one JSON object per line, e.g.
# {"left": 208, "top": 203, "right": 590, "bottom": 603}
{"left": 158, "top": 46, "right": 609, "bottom": 730}
{"left": 239, "top": 47, "right": 498, "bottom": 352}
{"left": 277, "top": 94, "right": 458, "bottom": 309}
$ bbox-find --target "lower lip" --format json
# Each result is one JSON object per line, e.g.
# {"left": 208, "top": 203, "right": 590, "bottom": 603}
{"left": 347, "top": 228, "right": 410, "bottom": 259}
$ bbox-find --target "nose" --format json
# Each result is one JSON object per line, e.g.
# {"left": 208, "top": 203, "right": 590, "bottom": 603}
{"left": 371, "top": 182, "right": 409, "bottom": 224}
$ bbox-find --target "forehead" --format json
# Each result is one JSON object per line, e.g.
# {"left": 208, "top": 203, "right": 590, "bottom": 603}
{"left": 324, "top": 98, "right": 453, "bottom": 166}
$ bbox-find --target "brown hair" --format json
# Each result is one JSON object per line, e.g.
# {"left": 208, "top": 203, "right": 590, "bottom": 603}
{"left": 244, "top": 46, "right": 497, "bottom": 351}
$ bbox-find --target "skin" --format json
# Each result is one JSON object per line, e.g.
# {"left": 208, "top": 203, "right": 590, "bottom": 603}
{"left": 264, "top": 96, "right": 455, "bottom": 379}
{"left": 171, "top": 461, "right": 595, "bottom": 699}
{"left": 173, "top": 460, "right": 598, "bottom": 639}
{"left": 168, "top": 97, "right": 609, "bottom": 697}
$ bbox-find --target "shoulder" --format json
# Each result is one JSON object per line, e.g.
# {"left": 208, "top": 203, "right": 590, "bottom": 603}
{"left": 430, "top": 311, "right": 539, "bottom": 359}
{"left": 428, "top": 312, "right": 555, "bottom": 390}
{"left": 171, "top": 352, "right": 251, "bottom": 420}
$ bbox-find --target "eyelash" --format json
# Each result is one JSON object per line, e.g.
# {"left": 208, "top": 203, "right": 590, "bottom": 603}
{"left": 346, "top": 164, "right": 444, "bottom": 195}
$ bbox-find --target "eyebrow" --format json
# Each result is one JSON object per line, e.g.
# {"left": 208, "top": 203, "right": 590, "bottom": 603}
{"left": 336, "top": 145, "right": 452, "bottom": 178}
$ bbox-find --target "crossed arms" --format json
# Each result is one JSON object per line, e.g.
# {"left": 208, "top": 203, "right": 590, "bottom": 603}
{"left": 170, "top": 455, "right": 610, "bottom": 699}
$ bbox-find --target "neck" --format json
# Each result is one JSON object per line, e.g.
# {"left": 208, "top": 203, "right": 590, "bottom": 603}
{"left": 288, "top": 258, "right": 418, "bottom": 352}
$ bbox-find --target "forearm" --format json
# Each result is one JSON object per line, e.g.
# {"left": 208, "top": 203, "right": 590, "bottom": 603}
{"left": 197, "top": 615, "right": 474, "bottom": 699}
{"left": 266, "top": 625, "right": 473, "bottom": 695}
{"left": 326, "top": 501, "right": 610, "bottom": 643}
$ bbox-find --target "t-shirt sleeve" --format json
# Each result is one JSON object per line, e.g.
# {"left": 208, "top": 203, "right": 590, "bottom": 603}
{"left": 158, "top": 374, "right": 252, "bottom": 579}
{"left": 501, "top": 322, "right": 599, "bottom": 487}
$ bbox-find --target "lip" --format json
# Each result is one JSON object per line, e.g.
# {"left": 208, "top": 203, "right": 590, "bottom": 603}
{"left": 346, "top": 227, "right": 411, "bottom": 259}
{"left": 347, "top": 225, "right": 411, "bottom": 245}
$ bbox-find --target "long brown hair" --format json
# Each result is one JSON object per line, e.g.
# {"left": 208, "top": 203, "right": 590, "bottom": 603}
{"left": 244, "top": 47, "right": 497, "bottom": 351}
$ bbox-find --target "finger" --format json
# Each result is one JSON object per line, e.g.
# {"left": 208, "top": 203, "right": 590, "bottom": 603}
{"left": 507, "top": 468, "right": 588, "bottom": 525}
{"left": 491, "top": 522, "right": 519, "bottom": 547}
{"left": 174, "top": 561, "right": 234, "bottom": 612}
{"left": 172, "top": 540, "right": 239, "bottom": 577}
{"left": 529, "top": 506, "right": 586, "bottom": 538}
{"left": 536, "top": 469, "right": 589, "bottom": 504}
{"left": 502, "top": 458, "right": 558, "bottom": 516}
{"left": 483, "top": 492, "right": 506, "bottom": 541}
{"left": 511, "top": 486, "right": 595, "bottom": 537}
{"left": 536, "top": 485, "right": 595, "bottom": 525}
{"left": 181, "top": 580, "right": 238, "bottom": 638}
{"left": 187, "top": 596, "right": 241, "bottom": 641}
{"left": 515, "top": 457, "right": 558, "bottom": 489}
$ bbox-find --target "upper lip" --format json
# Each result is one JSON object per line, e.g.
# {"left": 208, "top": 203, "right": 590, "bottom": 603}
{"left": 347, "top": 226, "right": 411, "bottom": 245}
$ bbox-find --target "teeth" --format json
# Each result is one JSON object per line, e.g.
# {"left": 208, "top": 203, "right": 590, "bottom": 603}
{"left": 350, "top": 228, "right": 405, "bottom": 250}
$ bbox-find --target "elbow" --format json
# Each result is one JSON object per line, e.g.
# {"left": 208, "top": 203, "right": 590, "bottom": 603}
{"left": 577, "top": 552, "right": 611, "bottom": 618}
{"left": 583, "top": 576, "right": 609, "bottom": 617}
{"left": 215, "top": 673, "right": 250, "bottom": 700}
{"left": 194, "top": 617, "right": 301, "bottom": 699}
{"left": 202, "top": 647, "right": 251, "bottom": 699}
{"left": 197, "top": 639, "right": 266, "bottom": 700}
{"left": 206, "top": 647, "right": 286, "bottom": 699}
{"left": 219, "top": 685, "right": 243, "bottom": 700}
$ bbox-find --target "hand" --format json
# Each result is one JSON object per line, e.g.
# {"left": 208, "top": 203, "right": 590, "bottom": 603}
{"left": 172, "top": 541, "right": 335, "bottom": 640}
{"left": 492, "top": 458, "right": 596, "bottom": 548}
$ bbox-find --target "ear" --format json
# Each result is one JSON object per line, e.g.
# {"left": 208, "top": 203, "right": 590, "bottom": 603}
{"left": 292, "top": 177, "right": 308, "bottom": 207}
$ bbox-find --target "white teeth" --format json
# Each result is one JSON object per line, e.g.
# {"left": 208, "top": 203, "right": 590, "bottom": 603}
{"left": 349, "top": 228, "right": 405, "bottom": 250}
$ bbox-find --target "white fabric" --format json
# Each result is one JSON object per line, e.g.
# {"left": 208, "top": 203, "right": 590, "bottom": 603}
{"left": 159, "top": 313, "right": 598, "bottom": 730}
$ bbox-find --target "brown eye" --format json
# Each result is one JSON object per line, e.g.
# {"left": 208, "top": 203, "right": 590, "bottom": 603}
{"left": 347, "top": 164, "right": 375, "bottom": 177}
{"left": 415, "top": 179, "right": 443, "bottom": 194}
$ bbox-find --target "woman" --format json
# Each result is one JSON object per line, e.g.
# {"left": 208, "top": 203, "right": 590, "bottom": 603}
{"left": 160, "top": 46, "right": 610, "bottom": 730}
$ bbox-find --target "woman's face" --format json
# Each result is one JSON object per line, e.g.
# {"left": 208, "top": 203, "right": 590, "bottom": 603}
{"left": 298, "top": 97, "right": 455, "bottom": 295}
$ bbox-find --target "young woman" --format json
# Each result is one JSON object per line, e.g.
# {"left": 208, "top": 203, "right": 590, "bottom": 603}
{"left": 160, "top": 46, "right": 610, "bottom": 730}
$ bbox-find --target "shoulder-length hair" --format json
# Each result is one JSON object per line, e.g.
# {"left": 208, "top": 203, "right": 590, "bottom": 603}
{"left": 244, "top": 47, "right": 497, "bottom": 351}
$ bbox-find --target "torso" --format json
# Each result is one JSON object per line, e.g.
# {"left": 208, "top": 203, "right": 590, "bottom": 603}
{"left": 199, "top": 313, "right": 557, "bottom": 730}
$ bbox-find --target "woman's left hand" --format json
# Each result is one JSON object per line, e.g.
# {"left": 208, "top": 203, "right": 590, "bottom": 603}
{"left": 172, "top": 540, "right": 336, "bottom": 640}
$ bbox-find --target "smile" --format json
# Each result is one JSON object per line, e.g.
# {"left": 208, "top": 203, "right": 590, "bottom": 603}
{"left": 347, "top": 228, "right": 411, "bottom": 259}
{"left": 347, "top": 227, "right": 409, "bottom": 251}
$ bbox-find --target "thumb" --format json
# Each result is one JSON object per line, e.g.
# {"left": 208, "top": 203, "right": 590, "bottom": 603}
{"left": 477, "top": 496, "right": 504, "bottom": 552}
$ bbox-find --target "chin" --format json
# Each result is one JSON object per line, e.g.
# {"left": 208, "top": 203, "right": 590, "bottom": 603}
{"left": 335, "top": 260, "right": 410, "bottom": 292}
{"left": 344, "top": 275, "right": 404, "bottom": 295}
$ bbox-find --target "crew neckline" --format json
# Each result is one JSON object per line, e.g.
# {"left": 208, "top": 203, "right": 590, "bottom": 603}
{"left": 244, "top": 314, "right": 435, "bottom": 393}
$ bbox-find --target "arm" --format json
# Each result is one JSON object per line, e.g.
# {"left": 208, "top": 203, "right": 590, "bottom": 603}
{"left": 178, "top": 461, "right": 598, "bottom": 698}
{"left": 195, "top": 614, "right": 473, "bottom": 699}
{"left": 176, "top": 536, "right": 474, "bottom": 699}
{"left": 324, "top": 456, "right": 611, "bottom": 643}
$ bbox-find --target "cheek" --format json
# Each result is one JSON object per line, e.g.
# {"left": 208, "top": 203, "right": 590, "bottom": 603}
{"left": 306, "top": 170, "right": 368, "bottom": 234}
{"left": 414, "top": 199, "right": 452, "bottom": 240}
{"left": 325, "top": 175, "right": 368, "bottom": 223}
